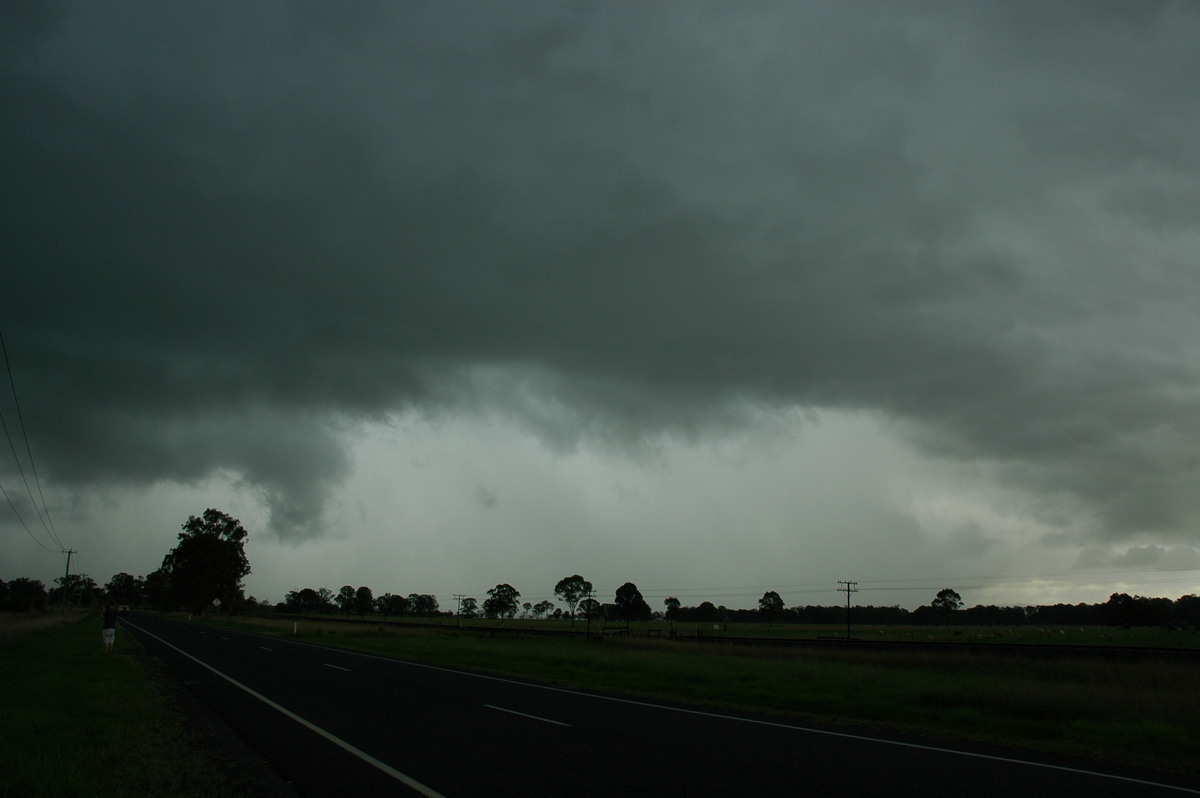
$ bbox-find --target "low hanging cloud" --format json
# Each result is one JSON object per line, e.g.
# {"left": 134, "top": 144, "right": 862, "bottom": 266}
{"left": 3, "top": 1, "right": 1199, "bottom": 544}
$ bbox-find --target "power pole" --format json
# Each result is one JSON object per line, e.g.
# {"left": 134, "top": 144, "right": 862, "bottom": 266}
{"left": 60, "top": 549, "right": 77, "bottom": 614}
{"left": 453, "top": 594, "right": 466, "bottom": 629}
{"left": 584, "top": 589, "right": 595, "bottom": 639}
{"left": 837, "top": 580, "right": 858, "bottom": 641}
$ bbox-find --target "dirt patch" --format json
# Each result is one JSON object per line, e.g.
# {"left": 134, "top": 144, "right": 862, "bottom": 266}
{"left": 0, "top": 608, "right": 91, "bottom": 641}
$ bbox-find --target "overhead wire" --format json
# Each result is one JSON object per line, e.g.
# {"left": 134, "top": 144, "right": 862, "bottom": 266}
{"left": 0, "top": 329, "right": 67, "bottom": 553}
{"left": 0, "top": 479, "right": 58, "bottom": 552}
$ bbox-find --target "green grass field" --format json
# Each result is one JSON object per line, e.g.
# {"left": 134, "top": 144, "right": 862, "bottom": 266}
{"left": 0, "top": 614, "right": 262, "bottom": 798}
{"left": 220, "top": 614, "right": 1200, "bottom": 777}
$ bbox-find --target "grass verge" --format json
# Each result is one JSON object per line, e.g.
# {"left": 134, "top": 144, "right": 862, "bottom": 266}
{"left": 0, "top": 614, "right": 268, "bottom": 798}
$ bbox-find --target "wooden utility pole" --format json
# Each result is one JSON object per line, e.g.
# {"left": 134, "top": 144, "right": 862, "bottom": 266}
{"left": 837, "top": 580, "right": 858, "bottom": 640}
{"left": 453, "top": 594, "right": 466, "bottom": 629}
{"left": 60, "top": 549, "right": 77, "bottom": 614}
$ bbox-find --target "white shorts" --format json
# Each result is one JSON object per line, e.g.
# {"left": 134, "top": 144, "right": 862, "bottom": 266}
{"left": 102, "top": 628, "right": 116, "bottom": 644}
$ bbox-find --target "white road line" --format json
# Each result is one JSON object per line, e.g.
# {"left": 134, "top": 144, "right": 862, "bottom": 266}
{"left": 324, "top": 663, "right": 350, "bottom": 672}
{"left": 275, "top": 636, "right": 1200, "bottom": 795}
{"left": 484, "top": 704, "right": 571, "bottom": 727}
{"left": 123, "top": 620, "right": 444, "bottom": 798}
{"left": 259, "top": 646, "right": 273, "bottom": 652}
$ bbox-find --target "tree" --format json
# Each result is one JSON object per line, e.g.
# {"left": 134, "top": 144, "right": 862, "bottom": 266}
{"left": 336, "top": 585, "right": 357, "bottom": 615}
{"left": 160, "top": 508, "right": 251, "bottom": 614}
{"left": 52, "top": 574, "right": 100, "bottom": 608}
{"left": 554, "top": 574, "right": 592, "bottom": 621}
{"left": 696, "top": 601, "right": 718, "bottom": 623}
{"left": 758, "top": 591, "right": 784, "bottom": 625}
{"left": 664, "top": 596, "right": 681, "bottom": 621}
{"left": 408, "top": 593, "right": 439, "bottom": 617}
{"left": 931, "top": 588, "right": 963, "bottom": 624}
{"left": 143, "top": 569, "right": 172, "bottom": 610}
{"left": 578, "top": 597, "right": 601, "bottom": 621}
{"left": 483, "top": 583, "right": 520, "bottom": 619}
{"left": 105, "top": 572, "right": 145, "bottom": 606}
{"left": 4, "top": 577, "right": 47, "bottom": 612}
{"left": 613, "top": 582, "right": 651, "bottom": 621}
{"left": 533, "top": 600, "right": 555, "bottom": 619}
{"left": 459, "top": 596, "right": 478, "bottom": 618}
{"left": 374, "top": 592, "right": 409, "bottom": 619}
{"left": 354, "top": 586, "right": 374, "bottom": 617}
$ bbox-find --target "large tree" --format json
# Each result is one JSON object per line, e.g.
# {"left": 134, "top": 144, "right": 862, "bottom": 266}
{"left": 105, "top": 572, "right": 145, "bottom": 606}
{"left": 354, "top": 586, "right": 374, "bottom": 616}
{"left": 53, "top": 574, "right": 100, "bottom": 608}
{"left": 578, "top": 597, "right": 601, "bottom": 621}
{"left": 160, "top": 508, "right": 251, "bottom": 614}
{"left": 554, "top": 574, "right": 592, "bottom": 621}
{"left": 336, "top": 585, "right": 357, "bottom": 615}
{"left": 931, "top": 588, "right": 963, "bottom": 624}
{"left": 758, "top": 591, "right": 784, "bottom": 625}
{"left": 483, "top": 583, "right": 520, "bottom": 619}
{"left": 408, "top": 593, "right": 439, "bottom": 617}
{"left": 613, "top": 582, "right": 651, "bottom": 621}
{"left": 4, "top": 577, "right": 46, "bottom": 612}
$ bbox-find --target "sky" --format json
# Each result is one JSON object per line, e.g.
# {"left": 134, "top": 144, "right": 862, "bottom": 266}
{"left": 3, "top": 1, "right": 1200, "bottom": 613}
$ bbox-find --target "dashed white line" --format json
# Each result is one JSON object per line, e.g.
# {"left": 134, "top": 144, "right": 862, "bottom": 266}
{"left": 276, "top": 636, "right": 1200, "bottom": 795}
{"left": 485, "top": 704, "right": 570, "bottom": 727}
{"left": 324, "top": 663, "right": 350, "bottom": 672}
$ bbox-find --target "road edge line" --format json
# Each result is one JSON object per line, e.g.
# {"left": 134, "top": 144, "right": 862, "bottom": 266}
{"left": 124, "top": 620, "right": 445, "bottom": 798}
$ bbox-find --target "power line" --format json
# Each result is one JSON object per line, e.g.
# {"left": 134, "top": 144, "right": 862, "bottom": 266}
{"left": 0, "top": 478, "right": 57, "bottom": 552}
{"left": 0, "top": 330, "right": 66, "bottom": 551}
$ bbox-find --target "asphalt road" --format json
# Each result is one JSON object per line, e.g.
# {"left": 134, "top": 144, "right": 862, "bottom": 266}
{"left": 122, "top": 614, "right": 1200, "bottom": 797}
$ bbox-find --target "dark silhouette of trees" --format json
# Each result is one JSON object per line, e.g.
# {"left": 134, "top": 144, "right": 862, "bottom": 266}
{"left": 613, "top": 582, "right": 651, "bottom": 621}
{"left": 105, "top": 572, "right": 145, "bottom": 606}
{"left": 374, "top": 592, "right": 408, "bottom": 619}
{"left": 1174, "top": 594, "right": 1200, "bottom": 629}
{"left": 160, "top": 509, "right": 251, "bottom": 614}
{"left": 262, "top": 578, "right": 1200, "bottom": 631}
{"left": 354, "top": 586, "right": 374, "bottom": 616}
{"left": 578, "top": 597, "right": 601, "bottom": 620}
{"left": 336, "top": 585, "right": 357, "bottom": 615}
{"left": 931, "top": 588, "right": 963, "bottom": 624}
{"left": 4, "top": 577, "right": 46, "bottom": 612}
{"left": 758, "top": 591, "right": 784, "bottom": 625}
{"left": 1103, "top": 592, "right": 1172, "bottom": 627}
{"left": 554, "top": 574, "right": 592, "bottom": 620}
{"left": 484, "top": 583, "right": 520, "bottom": 618}
{"left": 408, "top": 593, "right": 439, "bottom": 616}
{"left": 51, "top": 574, "right": 101, "bottom": 608}
{"left": 283, "top": 587, "right": 324, "bottom": 614}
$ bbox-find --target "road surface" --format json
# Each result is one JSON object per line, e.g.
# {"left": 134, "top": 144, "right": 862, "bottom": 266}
{"left": 123, "top": 613, "right": 1200, "bottom": 797}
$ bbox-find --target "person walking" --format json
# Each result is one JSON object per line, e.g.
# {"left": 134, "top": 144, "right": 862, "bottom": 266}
{"left": 102, "top": 601, "right": 119, "bottom": 655}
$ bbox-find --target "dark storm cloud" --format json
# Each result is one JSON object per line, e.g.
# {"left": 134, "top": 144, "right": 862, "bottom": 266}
{"left": 3, "top": 1, "right": 1199, "bottom": 541}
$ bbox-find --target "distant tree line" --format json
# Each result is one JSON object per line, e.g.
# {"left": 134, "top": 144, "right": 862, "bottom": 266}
{"left": 6, "top": 524, "right": 1199, "bottom": 633}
